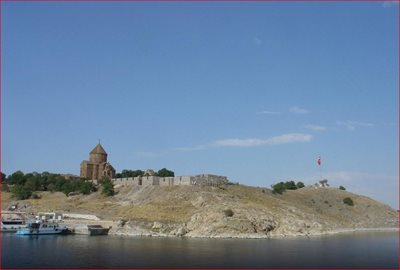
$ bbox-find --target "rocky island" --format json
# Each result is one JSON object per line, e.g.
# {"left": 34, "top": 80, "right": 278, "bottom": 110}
{"left": 2, "top": 144, "right": 397, "bottom": 238}
{"left": 2, "top": 183, "right": 397, "bottom": 238}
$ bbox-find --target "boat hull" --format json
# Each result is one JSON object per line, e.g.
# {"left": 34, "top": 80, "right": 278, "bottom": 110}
{"left": 88, "top": 228, "right": 110, "bottom": 236}
{"left": 1, "top": 225, "right": 27, "bottom": 233}
{"left": 16, "top": 229, "right": 66, "bottom": 235}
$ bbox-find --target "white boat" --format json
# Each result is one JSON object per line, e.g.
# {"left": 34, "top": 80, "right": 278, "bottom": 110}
{"left": 1, "top": 218, "right": 27, "bottom": 232}
{"left": 16, "top": 221, "right": 67, "bottom": 235}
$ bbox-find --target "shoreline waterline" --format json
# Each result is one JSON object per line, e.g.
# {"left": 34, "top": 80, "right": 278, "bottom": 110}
{"left": 111, "top": 226, "right": 399, "bottom": 239}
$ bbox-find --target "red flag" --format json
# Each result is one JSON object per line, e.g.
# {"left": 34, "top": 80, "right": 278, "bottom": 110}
{"left": 317, "top": 157, "right": 321, "bottom": 166}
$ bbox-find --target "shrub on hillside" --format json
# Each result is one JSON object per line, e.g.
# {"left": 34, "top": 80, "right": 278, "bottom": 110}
{"left": 272, "top": 182, "right": 286, "bottom": 194}
{"left": 7, "top": 170, "right": 97, "bottom": 199}
{"left": 224, "top": 209, "right": 234, "bottom": 217}
{"left": 272, "top": 181, "right": 306, "bottom": 194}
{"left": 61, "top": 182, "right": 74, "bottom": 196}
{"left": 78, "top": 181, "right": 97, "bottom": 195}
{"left": 100, "top": 177, "right": 114, "bottom": 196}
{"left": 296, "top": 182, "right": 305, "bottom": 189}
{"left": 11, "top": 185, "right": 32, "bottom": 200}
{"left": 343, "top": 197, "right": 354, "bottom": 206}
{"left": 339, "top": 186, "right": 346, "bottom": 190}
{"left": 285, "top": 181, "right": 297, "bottom": 190}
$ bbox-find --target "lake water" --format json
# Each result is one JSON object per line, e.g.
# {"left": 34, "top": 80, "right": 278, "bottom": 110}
{"left": 2, "top": 231, "right": 398, "bottom": 268}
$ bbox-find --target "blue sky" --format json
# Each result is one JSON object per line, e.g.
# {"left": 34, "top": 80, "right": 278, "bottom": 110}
{"left": 2, "top": 2, "right": 398, "bottom": 208}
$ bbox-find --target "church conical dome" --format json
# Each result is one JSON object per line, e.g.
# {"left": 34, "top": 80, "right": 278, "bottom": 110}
{"left": 90, "top": 144, "right": 107, "bottom": 155}
{"left": 89, "top": 143, "right": 107, "bottom": 163}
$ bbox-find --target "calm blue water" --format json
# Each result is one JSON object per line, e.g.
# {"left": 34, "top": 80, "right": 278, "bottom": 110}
{"left": 2, "top": 231, "right": 398, "bottom": 268}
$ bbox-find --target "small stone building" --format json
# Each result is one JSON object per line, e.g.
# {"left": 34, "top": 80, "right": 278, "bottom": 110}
{"left": 80, "top": 143, "right": 115, "bottom": 180}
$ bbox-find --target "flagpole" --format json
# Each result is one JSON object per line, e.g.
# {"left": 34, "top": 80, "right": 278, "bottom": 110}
{"left": 319, "top": 160, "right": 322, "bottom": 181}
{"left": 317, "top": 156, "right": 322, "bottom": 181}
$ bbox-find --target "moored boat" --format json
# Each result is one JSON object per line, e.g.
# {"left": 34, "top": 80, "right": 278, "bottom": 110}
{"left": 74, "top": 224, "right": 111, "bottom": 236}
{"left": 1, "top": 218, "right": 27, "bottom": 232}
{"left": 87, "top": 225, "right": 111, "bottom": 235}
{"left": 16, "top": 221, "right": 68, "bottom": 235}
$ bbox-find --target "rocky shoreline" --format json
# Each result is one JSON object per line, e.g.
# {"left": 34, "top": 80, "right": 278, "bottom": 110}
{"left": 111, "top": 227, "right": 398, "bottom": 239}
{"left": 2, "top": 185, "right": 398, "bottom": 239}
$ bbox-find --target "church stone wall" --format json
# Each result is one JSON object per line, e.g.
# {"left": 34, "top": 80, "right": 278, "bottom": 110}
{"left": 80, "top": 144, "right": 115, "bottom": 180}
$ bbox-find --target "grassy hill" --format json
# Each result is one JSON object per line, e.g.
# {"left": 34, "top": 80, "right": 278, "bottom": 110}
{"left": 1, "top": 184, "right": 397, "bottom": 238}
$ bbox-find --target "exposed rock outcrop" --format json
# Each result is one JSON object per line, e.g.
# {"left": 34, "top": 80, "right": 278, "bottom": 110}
{"left": 2, "top": 184, "right": 398, "bottom": 238}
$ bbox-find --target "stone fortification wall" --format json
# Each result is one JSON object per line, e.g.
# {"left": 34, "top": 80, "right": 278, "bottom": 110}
{"left": 173, "top": 176, "right": 193, "bottom": 186}
{"left": 193, "top": 174, "right": 228, "bottom": 186}
{"left": 159, "top": 177, "right": 174, "bottom": 186}
{"left": 111, "top": 174, "right": 228, "bottom": 187}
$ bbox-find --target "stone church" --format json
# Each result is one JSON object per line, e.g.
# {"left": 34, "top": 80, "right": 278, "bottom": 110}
{"left": 80, "top": 143, "right": 115, "bottom": 180}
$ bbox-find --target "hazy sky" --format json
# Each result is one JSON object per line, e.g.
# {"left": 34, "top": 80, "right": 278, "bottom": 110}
{"left": 2, "top": 2, "right": 398, "bottom": 208}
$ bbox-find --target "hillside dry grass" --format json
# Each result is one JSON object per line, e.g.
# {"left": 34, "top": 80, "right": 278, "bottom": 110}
{"left": 1, "top": 184, "right": 277, "bottom": 220}
{"left": 1, "top": 184, "right": 397, "bottom": 237}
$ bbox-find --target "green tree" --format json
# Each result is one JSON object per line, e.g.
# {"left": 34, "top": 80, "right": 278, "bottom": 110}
{"left": 272, "top": 182, "right": 286, "bottom": 194}
{"left": 343, "top": 197, "right": 354, "bottom": 206}
{"left": 11, "top": 185, "right": 32, "bottom": 200}
{"left": 78, "top": 181, "right": 96, "bottom": 195}
{"left": 156, "top": 168, "right": 175, "bottom": 177}
{"left": 8, "top": 171, "right": 25, "bottom": 185}
{"left": 121, "top": 170, "right": 130, "bottom": 178}
{"left": 100, "top": 177, "right": 114, "bottom": 196}
{"left": 61, "top": 182, "right": 74, "bottom": 196}
{"left": 24, "top": 179, "right": 37, "bottom": 191}
{"left": 5, "top": 171, "right": 97, "bottom": 198}
{"left": 296, "top": 182, "right": 305, "bottom": 189}
{"left": 272, "top": 180, "right": 305, "bottom": 194}
{"left": 285, "top": 180, "right": 297, "bottom": 190}
{"left": 339, "top": 186, "right": 346, "bottom": 190}
{"left": 47, "top": 183, "right": 56, "bottom": 192}
{"left": 38, "top": 172, "right": 50, "bottom": 191}
{"left": 55, "top": 178, "right": 66, "bottom": 191}
{"left": 120, "top": 169, "right": 144, "bottom": 178}
{"left": 133, "top": 170, "right": 144, "bottom": 177}
{"left": 1, "top": 172, "right": 6, "bottom": 182}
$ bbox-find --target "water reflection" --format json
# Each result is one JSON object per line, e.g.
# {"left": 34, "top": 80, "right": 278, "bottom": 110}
{"left": 2, "top": 231, "right": 398, "bottom": 268}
